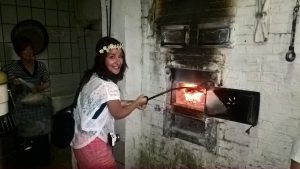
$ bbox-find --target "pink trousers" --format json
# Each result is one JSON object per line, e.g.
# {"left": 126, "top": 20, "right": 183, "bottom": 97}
{"left": 73, "top": 138, "right": 117, "bottom": 169}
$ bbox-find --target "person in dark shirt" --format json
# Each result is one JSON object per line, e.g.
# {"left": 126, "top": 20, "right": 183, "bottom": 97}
{"left": 6, "top": 37, "right": 52, "bottom": 168}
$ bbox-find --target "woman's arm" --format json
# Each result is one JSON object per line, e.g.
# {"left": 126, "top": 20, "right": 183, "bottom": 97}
{"left": 121, "top": 100, "right": 146, "bottom": 110}
{"left": 121, "top": 100, "right": 134, "bottom": 107}
{"left": 107, "top": 95, "right": 147, "bottom": 119}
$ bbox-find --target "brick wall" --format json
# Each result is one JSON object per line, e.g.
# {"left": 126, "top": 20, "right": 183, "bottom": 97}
{"left": 124, "top": 0, "right": 300, "bottom": 168}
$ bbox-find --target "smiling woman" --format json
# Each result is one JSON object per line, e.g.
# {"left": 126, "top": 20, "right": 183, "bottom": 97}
{"left": 70, "top": 36, "right": 148, "bottom": 169}
{"left": 105, "top": 48, "right": 124, "bottom": 75}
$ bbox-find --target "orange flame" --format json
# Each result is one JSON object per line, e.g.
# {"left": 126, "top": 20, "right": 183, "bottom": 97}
{"left": 174, "top": 82, "right": 206, "bottom": 112}
{"left": 184, "top": 90, "right": 203, "bottom": 104}
{"left": 181, "top": 83, "right": 197, "bottom": 88}
{"left": 177, "top": 82, "right": 205, "bottom": 104}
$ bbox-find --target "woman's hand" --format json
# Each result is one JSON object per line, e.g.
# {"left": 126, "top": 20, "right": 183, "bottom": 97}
{"left": 137, "top": 104, "right": 147, "bottom": 110}
{"left": 135, "top": 95, "right": 148, "bottom": 110}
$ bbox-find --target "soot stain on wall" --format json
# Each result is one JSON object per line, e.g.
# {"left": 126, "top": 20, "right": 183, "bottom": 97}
{"left": 133, "top": 119, "right": 220, "bottom": 168}
{"left": 153, "top": 0, "right": 236, "bottom": 45}
{"left": 138, "top": 0, "right": 238, "bottom": 168}
{"left": 135, "top": 137, "right": 205, "bottom": 169}
{"left": 147, "top": 0, "right": 236, "bottom": 78}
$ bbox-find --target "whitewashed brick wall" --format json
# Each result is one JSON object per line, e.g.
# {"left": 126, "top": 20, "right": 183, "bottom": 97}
{"left": 110, "top": 0, "right": 300, "bottom": 168}
{"left": 6, "top": 0, "right": 300, "bottom": 167}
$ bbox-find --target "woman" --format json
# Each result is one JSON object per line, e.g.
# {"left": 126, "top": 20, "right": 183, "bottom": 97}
{"left": 71, "top": 36, "right": 147, "bottom": 169}
{"left": 6, "top": 37, "right": 52, "bottom": 167}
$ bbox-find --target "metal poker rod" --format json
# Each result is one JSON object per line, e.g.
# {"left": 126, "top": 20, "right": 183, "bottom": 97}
{"left": 146, "top": 87, "right": 202, "bottom": 101}
{"left": 146, "top": 87, "right": 187, "bottom": 101}
{"left": 145, "top": 80, "right": 215, "bottom": 102}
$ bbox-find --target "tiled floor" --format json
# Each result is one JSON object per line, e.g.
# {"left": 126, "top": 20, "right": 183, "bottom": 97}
{"left": 117, "top": 162, "right": 125, "bottom": 169}
{"left": 0, "top": 132, "right": 72, "bottom": 169}
{"left": 1, "top": 132, "right": 124, "bottom": 169}
{"left": 47, "top": 145, "right": 73, "bottom": 169}
{"left": 2, "top": 146, "right": 72, "bottom": 169}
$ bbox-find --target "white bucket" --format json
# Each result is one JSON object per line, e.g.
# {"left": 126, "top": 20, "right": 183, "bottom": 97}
{"left": 0, "top": 84, "right": 9, "bottom": 116}
{"left": 0, "top": 102, "right": 8, "bottom": 116}
{"left": 0, "top": 84, "right": 8, "bottom": 103}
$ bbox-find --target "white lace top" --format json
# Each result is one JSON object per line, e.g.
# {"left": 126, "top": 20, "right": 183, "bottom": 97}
{"left": 70, "top": 73, "right": 120, "bottom": 149}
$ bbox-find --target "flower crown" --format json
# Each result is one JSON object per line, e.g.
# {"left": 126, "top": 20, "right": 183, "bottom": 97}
{"left": 99, "top": 43, "right": 123, "bottom": 54}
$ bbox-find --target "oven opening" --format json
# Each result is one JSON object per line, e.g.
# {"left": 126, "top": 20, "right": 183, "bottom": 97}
{"left": 169, "top": 68, "right": 260, "bottom": 126}
{"left": 172, "top": 81, "right": 207, "bottom": 119}
{"left": 169, "top": 68, "right": 218, "bottom": 120}
{"left": 164, "top": 68, "right": 260, "bottom": 147}
{"left": 164, "top": 68, "right": 218, "bottom": 147}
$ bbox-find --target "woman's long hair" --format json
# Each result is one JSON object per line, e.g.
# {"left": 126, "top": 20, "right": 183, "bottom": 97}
{"left": 75, "top": 37, "right": 128, "bottom": 97}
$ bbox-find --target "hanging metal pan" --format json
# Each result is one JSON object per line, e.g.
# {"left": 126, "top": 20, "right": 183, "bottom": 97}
{"left": 11, "top": 19, "right": 49, "bottom": 55}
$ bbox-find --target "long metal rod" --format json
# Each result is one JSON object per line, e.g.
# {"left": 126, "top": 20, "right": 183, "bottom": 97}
{"left": 146, "top": 80, "right": 215, "bottom": 101}
{"left": 147, "top": 87, "right": 191, "bottom": 101}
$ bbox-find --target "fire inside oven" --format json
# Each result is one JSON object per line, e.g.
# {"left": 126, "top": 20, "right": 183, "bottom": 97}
{"left": 171, "top": 82, "right": 206, "bottom": 119}
{"left": 170, "top": 68, "right": 217, "bottom": 120}
{"left": 169, "top": 68, "right": 260, "bottom": 125}
{"left": 165, "top": 68, "right": 260, "bottom": 146}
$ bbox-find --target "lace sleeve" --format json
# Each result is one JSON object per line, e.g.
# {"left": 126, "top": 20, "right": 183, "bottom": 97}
{"left": 105, "top": 81, "right": 120, "bottom": 101}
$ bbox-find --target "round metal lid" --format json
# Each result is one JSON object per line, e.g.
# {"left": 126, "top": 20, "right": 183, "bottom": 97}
{"left": 11, "top": 20, "right": 49, "bottom": 55}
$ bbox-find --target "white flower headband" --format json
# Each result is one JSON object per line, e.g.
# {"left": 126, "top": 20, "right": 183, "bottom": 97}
{"left": 99, "top": 43, "right": 123, "bottom": 54}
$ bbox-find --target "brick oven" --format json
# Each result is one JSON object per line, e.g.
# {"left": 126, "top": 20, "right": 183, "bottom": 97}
{"left": 152, "top": 0, "right": 261, "bottom": 148}
{"left": 115, "top": 0, "right": 299, "bottom": 168}
{"left": 163, "top": 65, "right": 260, "bottom": 147}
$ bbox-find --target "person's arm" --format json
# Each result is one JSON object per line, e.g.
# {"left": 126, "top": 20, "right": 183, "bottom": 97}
{"left": 6, "top": 63, "right": 22, "bottom": 94}
{"left": 32, "top": 61, "right": 50, "bottom": 93}
{"left": 121, "top": 100, "right": 133, "bottom": 107}
{"left": 107, "top": 95, "right": 147, "bottom": 120}
{"left": 32, "top": 81, "right": 50, "bottom": 93}
{"left": 121, "top": 100, "right": 146, "bottom": 110}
